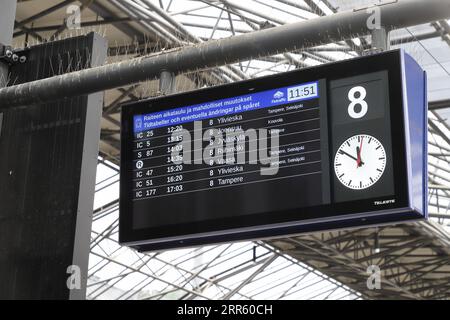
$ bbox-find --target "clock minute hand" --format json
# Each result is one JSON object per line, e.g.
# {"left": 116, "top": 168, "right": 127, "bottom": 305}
{"left": 357, "top": 137, "right": 364, "bottom": 167}
{"left": 356, "top": 146, "right": 360, "bottom": 168}
{"left": 356, "top": 146, "right": 364, "bottom": 168}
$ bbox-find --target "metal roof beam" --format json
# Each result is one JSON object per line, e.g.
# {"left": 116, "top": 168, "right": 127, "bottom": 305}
{"left": 430, "top": 99, "right": 450, "bottom": 111}
{"left": 15, "top": 0, "right": 75, "bottom": 30}
{"left": 2, "top": 0, "right": 450, "bottom": 108}
{"left": 89, "top": 0, "right": 145, "bottom": 40}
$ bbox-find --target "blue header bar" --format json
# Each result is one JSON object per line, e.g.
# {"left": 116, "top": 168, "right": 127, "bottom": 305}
{"left": 134, "top": 81, "right": 319, "bottom": 133}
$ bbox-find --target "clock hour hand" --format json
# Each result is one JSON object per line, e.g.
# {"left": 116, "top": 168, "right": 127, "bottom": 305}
{"left": 339, "top": 150, "right": 365, "bottom": 165}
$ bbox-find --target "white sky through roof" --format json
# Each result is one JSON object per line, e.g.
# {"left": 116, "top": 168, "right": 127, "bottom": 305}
{"left": 88, "top": 0, "right": 450, "bottom": 300}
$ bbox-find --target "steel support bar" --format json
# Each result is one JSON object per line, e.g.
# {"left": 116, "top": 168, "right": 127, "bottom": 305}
{"left": 372, "top": 27, "right": 390, "bottom": 51}
{"left": 429, "top": 99, "right": 450, "bottom": 111}
{"left": 14, "top": 0, "right": 74, "bottom": 31}
{"left": 159, "top": 70, "right": 176, "bottom": 95}
{"left": 90, "top": 1, "right": 142, "bottom": 37}
{"left": 1, "top": 0, "right": 450, "bottom": 108}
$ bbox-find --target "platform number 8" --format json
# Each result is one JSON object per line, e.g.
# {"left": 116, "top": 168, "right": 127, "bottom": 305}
{"left": 348, "top": 86, "right": 368, "bottom": 119}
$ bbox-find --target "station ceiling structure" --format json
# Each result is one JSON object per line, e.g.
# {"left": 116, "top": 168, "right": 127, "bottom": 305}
{"left": 10, "top": 0, "right": 450, "bottom": 299}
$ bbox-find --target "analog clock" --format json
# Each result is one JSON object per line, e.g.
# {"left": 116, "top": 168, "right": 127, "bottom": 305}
{"left": 334, "top": 134, "right": 386, "bottom": 190}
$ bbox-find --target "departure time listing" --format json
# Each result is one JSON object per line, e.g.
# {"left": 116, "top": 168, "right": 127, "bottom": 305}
{"left": 131, "top": 81, "right": 322, "bottom": 201}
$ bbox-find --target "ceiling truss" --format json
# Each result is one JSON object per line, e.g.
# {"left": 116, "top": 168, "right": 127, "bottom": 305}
{"left": 11, "top": 0, "right": 450, "bottom": 300}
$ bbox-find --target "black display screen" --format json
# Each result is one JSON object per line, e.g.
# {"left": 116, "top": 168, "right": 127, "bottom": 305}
{"left": 130, "top": 80, "right": 330, "bottom": 229}
{"left": 120, "top": 50, "right": 417, "bottom": 250}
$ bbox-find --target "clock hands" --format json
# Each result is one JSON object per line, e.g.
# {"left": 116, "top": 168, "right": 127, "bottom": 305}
{"left": 356, "top": 137, "right": 364, "bottom": 168}
{"left": 335, "top": 135, "right": 386, "bottom": 190}
{"left": 356, "top": 147, "right": 360, "bottom": 167}
{"left": 339, "top": 149, "right": 365, "bottom": 166}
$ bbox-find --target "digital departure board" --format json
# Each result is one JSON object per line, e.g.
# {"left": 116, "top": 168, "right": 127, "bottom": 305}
{"left": 120, "top": 50, "right": 428, "bottom": 251}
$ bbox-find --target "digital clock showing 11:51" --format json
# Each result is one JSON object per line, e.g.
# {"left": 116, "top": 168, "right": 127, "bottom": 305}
{"left": 287, "top": 82, "right": 318, "bottom": 102}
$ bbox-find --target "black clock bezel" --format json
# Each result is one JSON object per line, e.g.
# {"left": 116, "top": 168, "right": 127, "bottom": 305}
{"left": 333, "top": 134, "right": 387, "bottom": 191}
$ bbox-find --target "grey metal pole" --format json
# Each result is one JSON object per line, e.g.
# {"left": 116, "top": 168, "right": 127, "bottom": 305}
{"left": 69, "top": 33, "right": 108, "bottom": 300}
{"left": 0, "top": 0, "right": 449, "bottom": 108}
{"left": 0, "top": 0, "right": 16, "bottom": 137}
{"left": 0, "top": 0, "right": 17, "bottom": 88}
{"left": 372, "top": 27, "right": 390, "bottom": 51}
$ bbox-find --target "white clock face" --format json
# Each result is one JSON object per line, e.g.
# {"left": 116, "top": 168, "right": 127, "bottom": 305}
{"left": 334, "top": 134, "right": 386, "bottom": 190}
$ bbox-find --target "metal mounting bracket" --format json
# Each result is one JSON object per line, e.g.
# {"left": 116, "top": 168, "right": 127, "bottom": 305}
{"left": 0, "top": 44, "right": 29, "bottom": 66}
